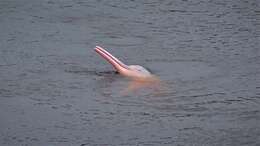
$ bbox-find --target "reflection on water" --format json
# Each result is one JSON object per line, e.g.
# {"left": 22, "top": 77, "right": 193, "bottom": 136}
{"left": 94, "top": 71, "right": 165, "bottom": 97}
{"left": 121, "top": 75, "right": 162, "bottom": 96}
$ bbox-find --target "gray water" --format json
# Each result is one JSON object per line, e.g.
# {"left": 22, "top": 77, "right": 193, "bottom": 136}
{"left": 0, "top": 0, "right": 260, "bottom": 146}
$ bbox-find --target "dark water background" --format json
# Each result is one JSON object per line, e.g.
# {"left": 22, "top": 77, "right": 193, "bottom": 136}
{"left": 0, "top": 0, "right": 259, "bottom": 145}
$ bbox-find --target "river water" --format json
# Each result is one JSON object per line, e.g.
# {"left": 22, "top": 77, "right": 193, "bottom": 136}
{"left": 0, "top": 0, "right": 259, "bottom": 145}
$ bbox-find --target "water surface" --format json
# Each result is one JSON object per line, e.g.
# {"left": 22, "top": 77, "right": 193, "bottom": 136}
{"left": 0, "top": 0, "right": 259, "bottom": 145}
